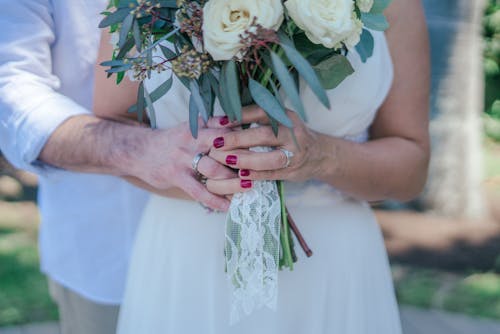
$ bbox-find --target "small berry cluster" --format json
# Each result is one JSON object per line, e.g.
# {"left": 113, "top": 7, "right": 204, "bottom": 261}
{"left": 171, "top": 46, "right": 211, "bottom": 79}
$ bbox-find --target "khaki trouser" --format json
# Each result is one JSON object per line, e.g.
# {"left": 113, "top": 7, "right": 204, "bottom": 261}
{"left": 48, "top": 279, "right": 120, "bottom": 334}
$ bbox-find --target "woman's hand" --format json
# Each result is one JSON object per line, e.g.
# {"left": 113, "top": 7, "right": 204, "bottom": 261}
{"left": 208, "top": 105, "right": 328, "bottom": 182}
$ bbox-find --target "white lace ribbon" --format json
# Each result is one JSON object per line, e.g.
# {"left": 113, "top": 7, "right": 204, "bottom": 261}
{"left": 225, "top": 146, "right": 281, "bottom": 324}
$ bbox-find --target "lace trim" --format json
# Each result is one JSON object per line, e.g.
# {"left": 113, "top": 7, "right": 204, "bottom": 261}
{"left": 225, "top": 147, "right": 281, "bottom": 324}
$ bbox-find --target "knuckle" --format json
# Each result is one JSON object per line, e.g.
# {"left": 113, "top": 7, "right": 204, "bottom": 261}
{"left": 204, "top": 163, "right": 219, "bottom": 177}
{"left": 229, "top": 133, "right": 240, "bottom": 148}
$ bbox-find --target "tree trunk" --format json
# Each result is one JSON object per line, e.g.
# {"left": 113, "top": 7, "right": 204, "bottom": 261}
{"left": 421, "top": 0, "right": 488, "bottom": 219}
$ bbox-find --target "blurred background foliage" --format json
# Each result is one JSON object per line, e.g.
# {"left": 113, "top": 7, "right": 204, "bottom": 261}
{"left": 484, "top": 0, "right": 500, "bottom": 140}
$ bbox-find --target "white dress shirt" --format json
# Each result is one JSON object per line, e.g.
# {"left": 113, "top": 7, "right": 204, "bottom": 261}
{"left": 0, "top": 0, "right": 149, "bottom": 304}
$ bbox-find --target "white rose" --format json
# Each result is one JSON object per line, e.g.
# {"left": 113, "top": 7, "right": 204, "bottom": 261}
{"left": 285, "top": 0, "right": 363, "bottom": 49}
{"left": 356, "top": 0, "right": 374, "bottom": 13}
{"left": 202, "top": 0, "right": 284, "bottom": 61}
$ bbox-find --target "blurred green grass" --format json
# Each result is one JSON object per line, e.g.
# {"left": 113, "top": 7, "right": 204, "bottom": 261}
{"left": 485, "top": 136, "right": 500, "bottom": 178}
{"left": 444, "top": 273, "right": 500, "bottom": 318}
{"left": 394, "top": 266, "right": 500, "bottom": 320}
{"left": 0, "top": 202, "right": 58, "bottom": 326}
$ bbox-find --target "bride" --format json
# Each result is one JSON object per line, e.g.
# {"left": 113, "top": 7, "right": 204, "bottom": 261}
{"left": 94, "top": 0, "right": 429, "bottom": 333}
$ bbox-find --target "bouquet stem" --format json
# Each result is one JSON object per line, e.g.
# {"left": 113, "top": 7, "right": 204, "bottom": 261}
{"left": 286, "top": 208, "right": 313, "bottom": 258}
{"left": 278, "top": 180, "right": 294, "bottom": 270}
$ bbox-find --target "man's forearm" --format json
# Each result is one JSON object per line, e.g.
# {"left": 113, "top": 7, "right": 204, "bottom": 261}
{"left": 39, "top": 113, "right": 237, "bottom": 211}
{"left": 39, "top": 114, "right": 148, "bottom": 177}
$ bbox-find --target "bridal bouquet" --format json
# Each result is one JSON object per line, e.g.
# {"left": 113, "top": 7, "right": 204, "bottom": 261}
{"left": 100, "top": 0, "right": 390, "bottom": 322}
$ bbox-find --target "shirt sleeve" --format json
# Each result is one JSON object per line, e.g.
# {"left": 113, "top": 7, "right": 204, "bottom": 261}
{"left": 0, "top": 0, "right": 91, "bottom": 176}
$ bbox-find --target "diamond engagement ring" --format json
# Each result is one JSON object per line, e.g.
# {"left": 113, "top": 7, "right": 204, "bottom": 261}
{"left": 279, "top": 148, "right": 294, "bottom": 168}
{"left": 192, "top": 152, "right": 206, "bottom": 175}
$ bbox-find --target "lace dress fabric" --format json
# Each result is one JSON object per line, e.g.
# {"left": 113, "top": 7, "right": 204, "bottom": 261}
{"left": 117, "top": 30, "right": 402, "bottom": 334}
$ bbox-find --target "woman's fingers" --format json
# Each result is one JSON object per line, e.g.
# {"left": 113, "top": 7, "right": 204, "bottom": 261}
{"left": 209, "top": 148, "right": 289, "bottom": 171}
{"left": 206, "top": 177, "right": 253, "bottom": 196}
{"left": 204, "top": 116, "right": 238, "bottom": 129}
{"left": 196, "top": 155, "right": 237, "bottom": 180}
{"left": 211, "top": 126, "right": 287, "bottom": 151}
{"left": 237, "top": 169, "right": 284, "bottom": 181}
{"left": 204, "top": 106, "right": 271, "bottom": 130}
{"left": 239, "top": 105, "right": 270, "bottom": 124}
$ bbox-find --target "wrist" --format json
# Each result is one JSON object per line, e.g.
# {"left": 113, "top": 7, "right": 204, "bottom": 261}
{"left": 107, "top": 123, "right": 153, "bottom": 178}
{"left": 313, "top": 133, "right": 340, "bottom": 182}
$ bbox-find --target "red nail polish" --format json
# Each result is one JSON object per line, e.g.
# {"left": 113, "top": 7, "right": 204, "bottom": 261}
{"left": 219, "top": 116, "right": 229, "bottom": 126}
{"left": 241, "top": 180, "right": 252, "bottom": 189}
{"left": 240, "top": 169, "right": 250, "bottom": 177}
{"left": 226, "top": 155, "right": 237, "bottom": 165}
{"left": 213, "top": 137, "right": 224, "bottom": 149}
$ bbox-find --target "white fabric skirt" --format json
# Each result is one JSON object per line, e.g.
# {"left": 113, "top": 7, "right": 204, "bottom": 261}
{"left": 117, "top": 195, "right": 402, "bottom": 334}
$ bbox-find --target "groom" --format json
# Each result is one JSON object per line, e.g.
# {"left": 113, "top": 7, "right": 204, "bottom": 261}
{"left": 0, "top": 1, "right": 228, "bottom": 333}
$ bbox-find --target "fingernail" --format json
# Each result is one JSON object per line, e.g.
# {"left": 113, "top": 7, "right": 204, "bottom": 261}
{"left": 241, "top": 180, "right": 252, "bottom": 189}
{"left": 219, "top": 116, "right": 229, "bottom": 126}
{"left": 226, "top": 155, "right": 237, "bottom": 165}
{"left": 240, "top": 169, "right": 250, "bottom": 177}
{"left": 213, "top": 137, "right": 225, "bottom": 149}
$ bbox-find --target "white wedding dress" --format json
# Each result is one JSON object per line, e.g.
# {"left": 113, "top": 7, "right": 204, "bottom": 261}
{"left": 117, "top": 31, "right": 402, "bottom": 334}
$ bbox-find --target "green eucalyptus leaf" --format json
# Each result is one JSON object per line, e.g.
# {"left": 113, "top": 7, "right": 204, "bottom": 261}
{"left": 293, "top": 33, "right": 337, "bottom": 65}
{"left": 268, "top": 78, "right": 284, "bottom": 108}
{"left": 132, "top": 19, "right": 142, "bottom": 51}
{"left": 370, "top": 0, "right": 392, "bottom": 14}
{"left": 144, "top": 86, "right": 157, "bottom": 129}
{"left": 116, "top": 71, "right": 125, "bottom": 85}
{"left": 355, "top": 29, "right": 374, "bottom": 63}
{"left": 361, "top": 13, "right": 389, "bottom": 31}
{"left": 189, "top": 94, "right": 199, "bottom": 138}
{"left": 248, "top": 79, "right": 293, "bottom": 128}
{"left": 189, "top": 80, "right": 208, "bottom": 123}
{"left": 222, "top": 61, "right": 242, "bottom": 122}
{"left": 269, "top": 117, "right": 280, "bottom": 137}
{"left": 160, "top": 45, "right": 177, "bottom": 59}
{"left": 99, "top": 8, "right": 130, "bottom": 28}
{"left": 105, "top": 64, "right": 132, "bottom": 73}
{"left": 208, "top": 71, "right": 235, "bottom": 120}
{"left": 117, "top": 0, "right": 139, "bottom": 8}
{"left": 146, "top": 49, "right": 153, "bottom": 78}
{"left": 100, "top": 59, "right": 126, "bottom": 67}
{"left": 158, "top": 0, "right": 177, "bottom": 8}
{"left": 136, "top": 81, "right": 145, "bottom": 123}
{"left": 150, "top": 75, "right": 173, "bottom": 102}
{"left": 313, "top": 54, "right": 354, "bottom": 90}
{"left": 116, "top": 37, "right": 135, "bottom": 59}
{"left": 200, "top": 74, "right": 214, "bottom": 118}
{"left": 279, "top": 36, "right": 331, "bottom": 109}
{"left": 270, "top": 51, "right": 307, "bottom": 121}
{"left": 119, "top": 14, "right": 134, "bottom": 48}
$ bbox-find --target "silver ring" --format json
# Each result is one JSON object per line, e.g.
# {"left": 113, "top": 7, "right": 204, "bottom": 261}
{"left": 199, "top": 176, "right": 208, "bottom": 185}
{"left": 192, "top": 152, "right": 206, "bottom": 175}
{"left": 279, "top": 148, "right": 294, "bottom": 168}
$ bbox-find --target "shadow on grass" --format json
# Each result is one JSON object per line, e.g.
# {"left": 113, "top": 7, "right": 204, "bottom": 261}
{"left": 0, "top": 227, "right": 17, "bottom": 236}
{"left": 386, "top": 233, "right": 500, "bottom": 273}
